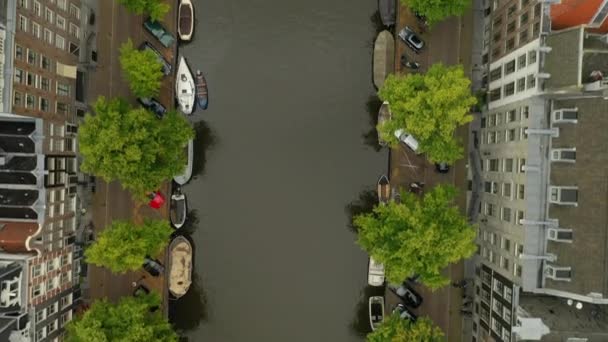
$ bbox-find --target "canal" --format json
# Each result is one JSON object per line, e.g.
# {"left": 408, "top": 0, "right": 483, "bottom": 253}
{"left": 172, "top": 0, "right": 387, "bottom": 340}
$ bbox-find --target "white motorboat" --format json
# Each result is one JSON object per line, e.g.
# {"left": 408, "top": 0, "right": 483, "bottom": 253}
{"left": 175, "top": 56, "right": 195, "bottom": 115}
{"left": 178, "top": 0, "right": 194, "bottom": 41}
{"left": 173, "top": 139, "right": 194, "bottom": 185}
{"left": 168, "top": 236, "right": 192, "bottom": 298}
{"left": 170, "top": 188, "right": 187, "bottom": 229}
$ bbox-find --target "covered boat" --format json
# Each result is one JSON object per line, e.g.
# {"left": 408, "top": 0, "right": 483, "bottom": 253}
{"left": 378, "top": 0, "right": 396, "bottom": 27}
{"left": 178, "top": 0, "right": 194, "bottom": 41}
{"left": 373, "top": 30, "right": 395, "bottom": 90}
{"left": 377, "top": 175, "right": 390, "bottom": 204}
{"left": 377, "top": 101, "right": 391, "bottom": 146}
{"left": 170, "top": 188, "right": 187, "bottom": 229}
{"left": 169, "top": 236, "right": 192, "bottom": 298}
{"left": 369, "top": 296, "right": 385, "bottom": 331}
{"left": 173, "top": 139, "right": 194, "bottom": 185}
{"left": 176, "top": 56, "right": 195, "bottom": 115}
{"left": 195, "top": 70, "right": 208, "bottom": 110}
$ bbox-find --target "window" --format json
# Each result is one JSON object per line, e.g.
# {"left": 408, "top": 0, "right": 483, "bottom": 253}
{"left": 47, "top": 258, "right": 57, "bottom": 272}
{"left": 507, "top": 4, "right": 517, "bottom": 17}
{"left": 534, "top": 3, "right": 542, "bottom": 18}
{"left": 47, "top": 277, "right": 58, "bottom": 291}
{"left": 40, "top": 98, "right": 50, "bottom": 112}
{"left": 518, "top": 158, "right": 526, "bottom": 173}
{"left": 551, "top": 148, "right": 576, "bottom": 162}
{"left": 507, "top": 128, "right": 516, "bottom": 141}
{"left": 19, "top": 15, "right": 28, "bottom": 31}
{"left": 501, "top": 237, "right": 511, "bottom": 251}
{"left": 15, "top": 45, "right": 24, "bottom": 60}
{"left": 507, "top": 110, "right": 517, "bottom": 122}
{"left": 27, "top": 49, "right": 37, "bottom": 65}
{"left": 26, "top": 94, "right": 36, "bottom": 109}
{"left": 521, "top": 105, "right": 529, "bottom": 119}
{"left": 544, "top": 265, "right": 572, "bottom": 281}
{"left": 518, "top": 54, "right": 527, "bottom": 69}
{"left": 48, "top": 302, "right": 59, "bottom": 315}
{"left": 501, "top": 207, "right": 512, "bottom": 222}
{"left": 55, "top": 35, "right": 65, "bottom": 50}
{"left": 41, "top": 77, "right": 51, "bottom": 91}
{"left": 504, "top": 60, "right": 516, "bottom": 75}
{"left": 527, "top": 74, "right": 536, "bottom": 89}
{"left": 57, "top": 102, "right": 69, "bottom": 115}
{"left": 520, "top": 29, "right": 529, "bottom": 43}
{"left": 502, "top": 182, "right": 512, "bottom": 198}
{"left": 57, "top": 83, "right": 70, "bottom": 96}
{"left": 550, "top": 186, "right": 578, "bottom": 206}
{"left": 490, "top": 232, "right": 497, "bottom": 245}
{"left": 26, "top": 72, "right": 38, "bottom": 87}
{"left": 517, "top": 184, "right": 525, "bottom": 199}
{"left": 506, "top": 37, "right": 515, "bottom": 51}
{"left": 32, "top": 264, "right": 42, "bottom": 277}
{"left": 32, "top": 283, "right": 43, "bottom": 297}
{"left": 504, "top": 82, "right": 515, "bottom": 96}
{"left": 69, "top": 42, "right": 80, "bottom": 56}
{"left": 515, "top": 243, "right": 523, "bottom": 257}
{"left": 14, "top": 69, "right": 25, "bottom": 84}
{"left": 43, "top": 28, "right": 53, "bottom": 44}
{"left": 493, "top": 279, "right": 504, "bottom": 294}
{"left": 60, "top": 294, "right": 73, "bottom": 308}
{"left": 32, "top": 21, "right": 41, "bottom": 38}
{"left": 485, "top": 203, "right": 495, "bottom": 216}
{"left": 45, "top": 8, "right": 54, "bottom": 23}
{"left": 489, "top": 159, "right": 499, "bottom": 172}
{"left": 70, "top": 3, "right": 81, "bottom": 19}
{"left": 552, "top": 108, "right": 578, "bottom": 123}
{"left": 36, "top": 328, "right": 46, "bottom": 341}
{"left": 18, "top": 0, "right": 28, "bottom": 8}
{"left": 528, "top": 50, "right": 537, "bottom": 64}
{"left": 517, "top": 77, "right": 526, "bottom": 92}
{"left": 507, "top": 20, "right": 516, "bottom": 33}
{"left": 590, "top": 0, "right": 608, "bottom": 26}
{"left": 490, "top": 88, "right": 501, "bottom": 102}
{"left": 516, "top": 210, "right": 524, "bottom": 225}
{"left": 60, "top": 311, "right": 72, "bottom": 327}
{"left": 69, "top": 23, "right": 80, "bottom": 39}
{"left": 58, "top": 0, "right": 68, "bottom": 10}
{"left": 13, "top": 91, "right": 23, "bottom": 106}
{"left": 547, "top": 228, "right": 573, "bottom": 242}
{"left": 520, "top": 11, "right": 529, "bottom": 25}
{"left": 36, "top": 308, "right": 46, "bottom": 323}
{"left": 47, "top": 320, "right": 58, "bottom": 333}
{"left": 501, "top": 256, "right": 510, "bottom": 270}
{"left": 34, "top": 1, "right": 41, "bottom": 15}
{"left": 56, "top": 15, "right": 66, "bottom": 30}
{"left": 490, "top": 67, "right": 502, "bottom": 82}
{"left": 41, "top": 56, "right": 52, "bottom": 70}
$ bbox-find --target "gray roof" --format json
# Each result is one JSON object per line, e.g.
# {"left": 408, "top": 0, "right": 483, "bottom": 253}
{"left": 544, "top": 26, "right": 583, "bottom": 91}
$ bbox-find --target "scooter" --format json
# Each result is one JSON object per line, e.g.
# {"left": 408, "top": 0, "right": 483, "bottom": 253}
{"left": 400, "top": 55, "right": 420, "bottom": 69}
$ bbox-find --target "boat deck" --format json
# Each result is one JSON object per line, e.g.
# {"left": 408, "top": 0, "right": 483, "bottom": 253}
{"left": 179, "top": 6, "right": 192, "bottom": 35}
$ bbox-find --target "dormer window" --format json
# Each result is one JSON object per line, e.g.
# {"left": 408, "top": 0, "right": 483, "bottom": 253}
{"left": 549, "top": 186, "right": 578, "bottom": 206}
{"left": 552, "top": 108, "right": 578, "bottom": 123}
{"left": 544, "top": 264, "right": 572, "bottom": 281}
{"left": 547, "top": 228, "right": 573, "bottom": 243}
{"left": 551, "top": 148, "right": 576, "bottom": 162}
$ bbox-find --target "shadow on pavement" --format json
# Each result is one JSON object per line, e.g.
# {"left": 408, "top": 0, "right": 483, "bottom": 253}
{"left": 350, "top": 284, "right": 386, "bottom": 337}
{"left": 345, "top": 188, "right": 378, "bottom": 233}
{"left": 191, "top": 121, "right": 218, "bottom": 180}
{"left": 362, "top": 95, "right": 383, "bottom": 152}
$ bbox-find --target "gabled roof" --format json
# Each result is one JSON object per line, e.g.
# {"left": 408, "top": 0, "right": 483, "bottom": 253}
{"left": 551, "top": 0, "right": 608, "bottom": 33}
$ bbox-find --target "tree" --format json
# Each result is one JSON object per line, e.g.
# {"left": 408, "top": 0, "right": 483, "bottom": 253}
{"left": 119, "top": 39, "right": 163, "bottom": 98}
{"left": 78, "top": 97, "right": 194, "bottom": 198}
{"left": 354, "top": 185, "right": 476, "bottom": 289}
{"left": 367, "top": 315, "right": 444, "bottom": 342}
{"left": 65, "top": 292, "right": 178, "bottom": 342}
{"left": 117, "top": 0, "right": 170, "bottom": 22}
{"left": 402, "top": 0, "right": 470, "bottom": 25}
{"left": 378, "top": 64, "right": 476, "bottom": 163}
{"left": 85, "top": 219, "right": 173, "bottom": 273}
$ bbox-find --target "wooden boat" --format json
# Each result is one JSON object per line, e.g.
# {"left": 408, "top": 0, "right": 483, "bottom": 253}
{"left": 176, "top": 56, "right": 195, "bottom": 115}
{"left": 377, "top": 175, "right": 390, "bottom": 204}
{"left": 378, "top": 0, "right": 396, "bottom": 27}
{"left": 173, "top": 139, "right": 194, "bottom": 185}
{"left": 369, "top": 296, "right": 385, "bottom": 331}
{"left": 178, "top": 0, "right": 194, "bottom": 41}
{"left": 195, "top": 70, "right": 208, "bottom": 110}
{"left": 373, "top": 31, "right": 395, "bottom": 90}
{"left": 170, "top": 187, "right": 187, "bottom": 229}
{"left": 168, "top": 236, "right": 192, "bottom": 298}
{"left": 377, "top": 101, "right": 391, "bottom": 146}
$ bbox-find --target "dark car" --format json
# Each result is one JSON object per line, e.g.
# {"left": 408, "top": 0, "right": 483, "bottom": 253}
{"left": 139, "top": 41, "right": 172, "bottom": 75}
{"left": 137, "top": 97, "right": 167, "bottom": 119}
{"left": 435, "top": 162, "right": 450, "bottom": 173}
{"left": 143, "top": 19, "right": 175, "bottom": 48}
{"left": 143, "top": 257, "right": 164, "bottom": 277}
{"left": 398, "top": 26, "right": 424, "bottom": 53}
{"left": 393, "top": 303, "right": 417, "bottom": 322}
{"left": 389, "top": 283, "right": 423, "bottom": 308}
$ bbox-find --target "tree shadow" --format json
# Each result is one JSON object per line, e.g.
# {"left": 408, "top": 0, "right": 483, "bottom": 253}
{"left": 345, "top": 188, "right": 378, "bottom": 233}
{"left": 370, "top": 10, "right": 387, "bottom": 35}
{"left": 350, "top": 284, "right": 386, "bottom": 337}
{"left": 362, "top": 95, "right": 383, "bottom": 152}
{"left": 169, "top": 270, "right": 208, "bottom": 335}
{"left": 191, "top": 121, "right": 218, "bottom": 180}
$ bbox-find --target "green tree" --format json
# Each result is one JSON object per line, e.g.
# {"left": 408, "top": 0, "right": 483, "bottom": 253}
{"left": 78, "top": 97, "right": 194, "bottom": 198}
{"left": 402, "top": 0, "right": 470, "bottom": 25}
{"left": 117, "top": 0, "right": 170, "bottom": 22}
{"left": 65, "top": 292, "right": 178, "bottom": 342}
{"left": 85, "top": 219, "right": 173, "bottom": 273}
{"left": 367, "top": 315, "right": 444, "bottom": 342}
{"left": 378, "top": 64, "right": 476, "bottom": 163}
{"left": 354, "top": 185, "right": 476, "bottom": 289}
{"left": 119, "top": 39, "right": 163, "bottom": 98}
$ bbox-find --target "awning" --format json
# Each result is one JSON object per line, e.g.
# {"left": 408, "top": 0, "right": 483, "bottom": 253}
{"left": 56, "top": 62, "right": 77, "bottom": 79}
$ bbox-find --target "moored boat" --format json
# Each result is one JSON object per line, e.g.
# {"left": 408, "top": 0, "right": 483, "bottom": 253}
{"left": 377, "top": 175, "right": 390, "bottom": 204}
{"left": 195, "top": 70, "right": 208, "bottom": 110}
{"left": 169, "top": 236, "right": 192, "bottom": 298}
{"left": 369, "top": 296, "right": 385, "bottom": 331}
{"left": 176, "top": 56, "right": 195, "bottom": 115}
{"left": 378, "top": 0, "right": 396, "bottom": 27}
{"left": 178, "top": 0, "right": 194, "bottom": 41}
{"left": 373, "top": 30, "right": 395, "bottom": 90}
{"left": 173, "top": 139, "right": 194, "bottom": 185}
{"left": 170, "top": 187, "right": 187, "bottom": 229}
{"left": 377, "top": 101, "right": 391, "bottom": 146}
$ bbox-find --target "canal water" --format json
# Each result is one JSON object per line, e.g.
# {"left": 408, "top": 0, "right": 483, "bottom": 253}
{"left": 172, "top": 0, "right": 387, "bottom": 340}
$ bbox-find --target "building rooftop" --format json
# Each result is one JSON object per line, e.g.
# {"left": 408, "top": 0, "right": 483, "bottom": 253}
{"left": 551, "top": 0, "right": 608, "bottom": 33}
{"left": 0, "top": 222, "right": 37, "bottom": 253}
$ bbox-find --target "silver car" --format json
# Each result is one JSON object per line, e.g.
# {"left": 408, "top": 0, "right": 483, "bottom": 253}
{"left": 398, "top": 26, "right": 424, "bottom": 53}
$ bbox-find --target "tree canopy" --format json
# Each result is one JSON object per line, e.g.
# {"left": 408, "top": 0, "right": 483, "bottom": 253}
{"left": 367, "top": 315, "right": 444, "bottom": 342}
{"left": 119, "top": 39, "right": 163, "bottom": 98}
{"left": 85, "top": 219, "right": 173, "bottom": 273}
{"left": 354, "top": 185, "right": 476, "bottom": 289}
{"left": 378, "top": 64, "right": 476, "bottom": 163}
{"left": 117, "top": 0, "right": 170, "bottom": 22}
{"left": 65, "top": 292, "right": 178, "bottom": 342}
{"left": 402, "top": 0, "right": 470, "bottom": 25}
{"left": 78, "top": 97, "right": 193, "bottom": 198}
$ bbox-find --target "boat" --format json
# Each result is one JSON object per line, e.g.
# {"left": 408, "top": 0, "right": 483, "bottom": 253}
{"left": 170, "top": 187, "right": 187, "bottom": 229}
{"left": 168, "top": 236, "right": 192, "bottom": 298}
{"left": 176, "top": 56, "right": 195, "bottom": 115}
{"left": 377, "top": 175, "right": 390, "bottom": 204}
{"left": 373, "top": 30, "right": 395, "bottom": 90}
{"left": 377, "top": 101, "right": 391, "bottom": 146}
{"left": 195, "top": 70, "right": 208, "bottom": 110}
{"left": 378, "top": 0, "right": 396, "bottom": 27}
{"left": 178, "top": 0, "right": 194, "bottom": 41}
{"left": 369, "top": 296, "right": 385, "bottom": 331}
{"left": 173, "top": 139, "right": 194, "bottom": 185}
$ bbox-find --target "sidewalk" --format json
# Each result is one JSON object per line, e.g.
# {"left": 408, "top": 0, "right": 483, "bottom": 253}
{"left": 83, "top": 0, "right": 178, "bottom": 318}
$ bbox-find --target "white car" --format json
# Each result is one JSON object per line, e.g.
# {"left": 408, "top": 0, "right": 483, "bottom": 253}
{"left": 394, "top": 129, "right": 420, "bottom": 153}
{"left": 368, "top": 257, "right": 385, "bottom": 286}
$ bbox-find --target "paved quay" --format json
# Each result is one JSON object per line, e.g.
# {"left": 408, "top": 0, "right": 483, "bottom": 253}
{"left": 83, "top": 0, "right": 178, "bottom": 317}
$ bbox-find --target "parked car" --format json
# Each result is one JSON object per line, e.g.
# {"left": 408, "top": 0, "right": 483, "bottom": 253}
{"left": 143, "top": 257, "right": 164, "bottom": 277}
{"left": 143, "top": 19, "right": 176, "bottom": 48}
{"left": 435, "top": 162, "right": 450, "bottom": 173}
{"left": 394, "top": 129, "right": 420, "bottom": 153}
{"left": 369, "top": 296, "right": 385, "bottom": 331}
{"left": 388, "top": 283, "right": 423, "bottom": 308}
{"left": 393, "top": 303, "right": 417, "bottom": 322}
{"left": 368, "top": 257, "right": 385, "bottom": 286}
{"left": 398, "top": 26, "right": 424, "bottom": 53}
{"left": 139, "top": 41, "right": 172, "bottom": 75}
{"left": 137, "top": 97, "right": 167, "bottom": 119}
